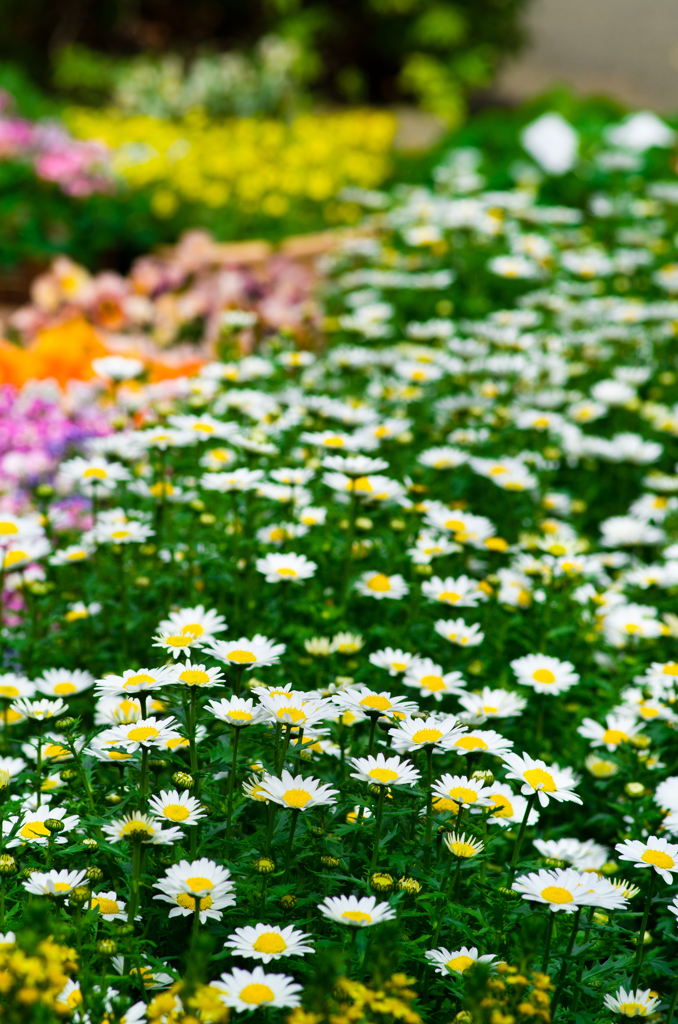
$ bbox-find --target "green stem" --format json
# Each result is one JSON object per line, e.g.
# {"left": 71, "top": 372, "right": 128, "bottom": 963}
{"left": 506, "top": 791, "right": 537, "bottom": 887}
{"left": 283, "top": 809, "right": 300, "bottom": 881}
{"left": 127, "top": 836, "right": 143, "bottom": 924}
{"left": 341, "top": 487, "right": 359, "bottom": 600}
{"left": 431, "top": 858, "right": 455, "bottom": 947}
{"left": 191, "top": 902, "right": 201, "bottom": 950}
{"left": 188, "top": 688, "right": 199, "bottom": 778}
{"left": 666, "top": 977, "right": 678, "bottom": 1024}
{"left": 541, "top": 911, "right": 555, "bottom": 973}
{"left": 452, "top": 853, "right": 463, "bottom": 901}
{"left": 264, "top": 804, "right": 278, "bottom": 855}
{"left": 367, "top": 715, "right": 378, "bottom": 757}
{"left": 233, "top": 666, "right": 245, "bottom": 698}
{"left": 226, "top": 727, "right": 241, "bottom": 845}
{"left": 277, "top": 724, "right": 292, "bottom": 775}
{"left": 140, "top": 747, "right": 149, "bottom": 809}
{"left": 631, "top": 872, "right": 655, "bottom": 988}
{"left": 551, "top": 908, "right": 582, "bottom": 1015}
{"left": 370, "top": 788, "right": 386, "bottom": 871}
{"left": 424, "top": 745, "right": 434, "bottom": 870}
{"left": 35, "top": 721, "right": 44, "bottom": 807}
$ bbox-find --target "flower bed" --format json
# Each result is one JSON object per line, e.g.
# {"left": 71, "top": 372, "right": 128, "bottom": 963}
{"left": 2, "top": 107, "right": 678, "bottom": 1022}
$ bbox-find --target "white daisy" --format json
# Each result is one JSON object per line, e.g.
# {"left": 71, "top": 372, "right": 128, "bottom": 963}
{"left": 331, "top": 686, "right": 418, "bottom": 720}
{"left": 23, "top": 868, "right": 87, "bottom": 896}
{"left": 91, "top": 890, "right": 127, "bottom": 920}
{"left": 148, "top": 789, "right": 207, "bottom": 826}
{"left": 34, "top": 668, "right": 94, "bottom": 698}
{"left": 258, "top": 770, "right": 338, "bottom": 810}
{"left": 213, "top": 966, "right": 302, "bottom": 1012}
{"left": 349, "top": 753, "right": 421, "bottom": 787}
{"left": 368, "top": 648, "right": 419, "bottom": 676}
{"left": 157, "top": 605, "right": 227, "bottom": 641}
{"left": 95, "top": 668, "right": 173, "bottom": 698}
{"left": 421, "top": 575, "right": 488, "bottom": 608}
{"left": 533, "top": 837, "right": 609, "bottom": 871}
{"left": 484, "top": 783, "right": 540, "bottom": 828}
{"left": 223, "top": 923, "right": 314, "bottom": 963}
{"left": 513, "top": 868, "right": 628, "bottom": 912}
{"left": 432, "top": 774, "right": 492, "bottom": 810}
{"left": 434, "top": 618, "right": 485, "bottom": 647}
{"left": 502, "top": 752, "right": 582, "bottom": 807}
{"left": 318, "top": 894, "right": 396, "bottom": 928}
{"left": 456, "top": 688, "right": 526, "bottom": 724}
{"left": 205, "top": 697, "right": 266, "bottom": 728}
{"left": 101, "top": 813, "right": 182, "bottom": 846}
{"left": 354, "top": 571, "right": 410, "bottom": 600}
{"left": 577, "top": 713, "right": 642, "bottom": 751}
{"left": 403, "top": 659, "right": 466, "bottom": 701}
{"left": 615, "top": 836, "right": 678, "bottom": 884}
{"left": 255, "top": 552, "right": 317, "bottom": 583}
{"left": 388, "top": 714, "right": 465, "bottom": 753}
{"left": 604, "top": 987, "right": 661, "bottom": 1018}
{"left": 207, "top": 634, "right": 286, "bottom": 669}
{"left": 510, "top": 653, "right": 580, "bottom": 695}
{"left": 170, "top": 662, "right": 225, "bottom": 689}
{"left": 425, "top": 946, "right": 497, "bottom": 976}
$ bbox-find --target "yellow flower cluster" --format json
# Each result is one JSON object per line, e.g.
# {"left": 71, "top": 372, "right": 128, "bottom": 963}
{"left": 146, "top": 981, "right": 231, "bottom": 1024}
{"left": 286, "top": 973, "right": 421, "bottom": 1024}
{"left": 472, "top": 964, "right": 553, "bottom": 1024}
{"left": 64, "top": 107, "right": 396, "bottom": 221}
{"left": 0, "top": 936, "right": 78, "bottom": 1020}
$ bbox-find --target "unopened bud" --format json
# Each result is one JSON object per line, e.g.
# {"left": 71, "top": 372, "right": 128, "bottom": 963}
{"left": 56, "top": 718, "right": 76, "bottom": 732}
{"left": 308, "top": 825, "right": 324, "bottom": 838}
{"left": 172, "top": 771, "right": 194, "bottom": 790}
{"left": 105, "top": 793, "right": 122, "bottom": 805}
{"left": 60, "top": 768, "right": 79, "bottom": 783}
{"left": 472, "top": 769, "right": 494, "bottom": 786}
{"left": 542, "top": 857, "right": 567, "bottom": 869}
{"left": 0, "top": 854, "right": 17, "bottom": 875}
{"left": 370, "top": 872, "right": 394, "bottom": 893}
{"left": 397, "top": 876, "right": 422, "bottom": 896}
{"left": 86, "top": 866, "right": 104, "bottom": 883}
{"left": 497, "top": 886, "right": 521, "bottom": 899}
{"left": 455, "top": 1013, "right": 473, "bottom": 1024}
{"left": 279, "top": 893, "right": 297, "bottom": 911}
{"left": 82, "top": 838, "right": 99, "bottom": 851}
{"left": 252, "top": 857, "right": 276, "bottom": 875}
{"left": 96, "top": 939, "right": 118, "bottom": 957}
{"left": 44, "top": 818, "right": 65, "bottom": 834}
{"left": 319, "top": 855, "right": 340, "bottom": 869}
{"left": 69, "top": 886, "right": 91, "bottom": 906}
{"left": 592, "top": 912, "right": 608, "bottom": 925}
{"left": 625, "top": 782, "right": 645, "bottom": 799}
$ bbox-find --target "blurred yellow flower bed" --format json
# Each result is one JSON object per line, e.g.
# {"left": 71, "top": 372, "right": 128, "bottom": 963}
{"left": 64, "top": 107, "right": 396, "bottom": 220}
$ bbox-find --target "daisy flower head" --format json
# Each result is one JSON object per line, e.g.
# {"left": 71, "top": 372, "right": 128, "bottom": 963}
{"left": 502, "top": 752, "right": 582, "bottom": 806}
{"left": 654, "top": 776, "right": 678, "bottom": 812}
{"left": 578, "top": 713, "right": 642, "bottom": 751}
{"left": 331, "top": 631, "right": 365, "bottom": 654}
{"left": 154, "top": 858, "right": 236, "bottom": 922}
{"left": 434, "top": 618, "right": 485, "bottom": 647}
{"left": 510, "top": 653, "right": 580, "bottom": 695}
{"left": 223, "top": 923, "right": 314, "bottom": 963}
{"left": 604, "top": 987, "right": 660, "bottom": 1018}
{"left": 105, "top": 717, "right": 181, "bottom": 753}
{"left": 91, "top": 890, "right": 127, "bottom": 920}
{"left": 403, "top": 659, "right": 466, "bottom": 701}
{"left": 152, "top": 630, "right": 204, "bottom": 659}
{"left": 95, "top": 667, "right": 172, "bottom": 698}
{"left": 615, "top": 836, "right": 678, "bottom": 883}
{"left": 213, "top": 966, "right": 302, "bottom": 1012}
{"left": 425, "top": 946, "right": 497, "bottom": 976}
{"left": 321, "top": 454, "right": 389, "bottom": 476}
{"left": 23, "top": 868, "right": 87, "bottom": 896}
{"left": 157, "top": 605, "right": 227, "bottom": 642}
{"left": 60, "top": 456, "right": 130, "bottom": 493}
{"left": 533, "top": 837, "right": 609, "bottom": 871}
{"left": 259, "top": 770, "right": 338, "bottom": 811}
{"left": 432, "top": 774, "right": 492, "bottom": 811}
{"left": 205, "top": 697, "right": 266, "bottom": 728}
{"left": 148, "top": 789, "right": 207, "bottom": 826}
{"left": 389, "top": 713, "right": 465, "bottom": 754}
{"left": 349, "top": 753, "right": 421, "bottom": 787}
{"left": 11, "top": 698, "right": 67, "bottom": 721}
{"left": 170, "top": 661, "right": 224, "bottom": 689}
{"left": 35, "top": 668, "right": 94, "bottom": 698}
{"left": 449, "top": 728, "right": 513, "bottom": 758}
{"left": 585, "top": 753, "right": 620, "bottom": 779}
{"left": 484, "top": 783, "right": 540, "bottom": 827}
{"left": 332, "top": 686, "right": 418, "bottom": 720}
{"left": 102, "top": 812, "right": 182, "bottom": 846}
{"left": 421, "top": 574, "right": 488, "bottom": 608}
{"left": 443, "top": 831, "right": 484, "bottom": 858}
{"left": 369, "top": 648, "right": 418, "bottom": 676}
{"left": 457, "top": 688, "right": 527, "bottom": 725}
{"left": 7, "top": 804, "right": 79, "bottom": 847}
{"left": 255, "top": 552, "right": 317, "bottom": 583}
{"left": 318, "top": 894, "right": 396, "bottom": 928}
{"left": 513, "top": 868, "right": 628, "bottom": 912}
{"left": 94, "top": 519, "right": 155, "bottom": 545}
{"left": 207, "top": 635, "right": 286, "bottom": 669}
{"left": 0, "top": 673, "right": 34, "bottom": 700}
{"left": 258, "top": 693, "right": 330, "bottom": 730}
{"left": 354, "top": 571, "right": 409, "bottom": 600}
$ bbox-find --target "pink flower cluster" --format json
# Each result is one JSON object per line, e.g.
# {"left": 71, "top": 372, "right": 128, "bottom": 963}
{"left": 0, "top": 89, "right": 112, "bottom": 197}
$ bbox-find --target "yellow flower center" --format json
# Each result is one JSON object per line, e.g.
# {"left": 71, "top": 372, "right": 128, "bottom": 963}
{"left": 193, "top": 423, "right": 214, "bottom": 433}
{"left": 4, "top": 551, "right": 27, "bottom": 568}
{"left": 447, "top": 955, "right": 474, "bottom": 973}
{"left": 0, "top": 522, "right": 18, "bottom": 535}
{"left": 360, "top": 695, "right": 392, "bottom": 711}
{"left": 324, "top": 437, "right": 344, "bottom": 446}
{"left": 53, "top": 882, "right": 72, "bottom": 893}
{"left": 180, "top": 623, "right": 204, "bottom": 637}
{"left": 366, "top": 574, "right": 391, "bottom": 592}
{"left": 239, "top": 983, "right": 275, "bottom": 1005}
{"left": 127, "top": 726, "right": 160, "bottom": 742}
{"left": 541, "top": 886, "right": 573, "bottom": 905}
{"left": 445, "top": 519, "right": 466, "bottom": 531}
{"left": 391, "top": 662, "right": 407, "bottom": 671}
{"left": 602, "top": 729, "right": 628, "bottom": 745}
{"left": 523, "top": 768, "right": 556, "bottom": 792}
{"left": 54, "top": 682, "right": 77, "bottom": 695}
{"left": 454, "top": 736, "right": 488, "bottom": 751}
{"left": 490, "top": 794, "right": 513, "bottom": 817}
{"left": 253, "top": 932, "right": 287, "bottom": 954}
{"left": 369, "top": 767, "right": 399, "bottom": 783}
{"left": 84, "top": 467, "right": 107, "bottom": 478}
{"left": 641, "top": 849, "right": 675, "bottom": 869}
{"left": 107, "top": 750, "right": 132, "bottom": 760}
{"left": 120, "top": 820, "right": 154, "bottom": 836}
{"left": 44, "top": 744, "right": 70, "bottom": 758}
{"left": 20, "top": 821, "right": 50, "bottom": 839}
{"left": 618, "top": 1003, "right": 649, "bottom": 1017}
{"left": 448, "top": 841, "right": 477, "bottom": 857}
{"left": 276, "top": 707, "right": 306, "bottom": 724}
{"left": 67, "top": 550, "right": 86, "bottom": 560}
{"left": 228, "top": 710, "right": 254, "bottom": 722}
{"left": 532, "top": 669, "right": 556, "bottom": 684}
{"left": 165, "top": 634, "right": 192, "bottom": 647}
{"left": 93, "top": 897, "right": 120, "bottom": 915}
{"left": 179, "top": 670, "right": 211, "bottom": 686}
{"left": 0, "top": 686, "right": 19, "bottom": 698}
{"left": 342, "top": 910, "right": 371, "bottom": 923}
{"left": 412, "top": 728, "right": 443, "bottom": 744}
{"left": 186, "top": 876, "right": 213, "bottom": 892}
{"left": 124, "top": 674, "right": 156, "bottom": 689}
{"left": 163, "top": 804, "right": 190, "bottom": 822}
{"left": 350, "top": 476, "right": 372, "bottom": 492}
{"left": 283, "top": 789, "right": 313, "bottom": 808}
{"left": 483, "top": 706, "right": 498, "bottom": 714}
{"left": 277, "top": 567, "right": 297, "bottom": 576}
{"left": 438, "top": 591, "right": 461, "bottom": 603}
{"left": 421, "top": 674, "right": 445, "bottom": 691}
{"left": 176, "top": 893, "right": 213, "bottom": 911}
{"left": 227, "top": 649, "right": 256, "bottom": 663}
{"left": 449, "top": 786, "right": 480, "bottom": 804}
{"left": 663, "top": 663, "right": 678, "bottom": 675}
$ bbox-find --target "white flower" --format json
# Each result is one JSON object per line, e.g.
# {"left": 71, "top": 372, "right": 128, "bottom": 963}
{"left": 104, "top": 717, "right": 181, "bottom": 752}
{"left": 421, "top": 575, "right": 488, "bottom": 608}
{"left": 95, "top": 668, "right": 172, "bottom": 698}
{"left": 450, "top": 728, "right": 513, "bottom": 758}
{"left": 389, "top": 714, "right": 465, "bottom": 753}
{"left": 403, "top": 658, "right": 465, "bottom": 701}
{"left": 213, "top": 966, "right": 302, "bottom": 1012}
{"left": 368, "top": 648, "right": 419, "bottom": 676}
{"left": 154, "top": 858, "right": 236, "bottom": 922}
{"left": 223, "top": 924, "right": 314, "bottom": 963}
{"left": 513, "top": 868, "right": 628, "bottom": 912}
{"left": 60, "top": 456, "right": 130, "bottom": 493}
{"left": 258, "top": 770, "right": 338, "bottom": 810}
{"left": 0, "top": 673, "right": 34, "bottom": 700}
{"left": 102, "top": 813, "right": 182, "bottom": 845}
{"left": 502, "top": 752, "right": 582, "bottom": 807}
{"left": 577, "top": 714, "right": 643, "bottom": 751}
{"left": 432, "top": 774, "right": 492, "bottom": 810}
{"left": 425, "top": 946, "right": 497, "bottom": 976}
{"left": 207, "top": 634, "right": 285, "bottom": 669}
{"left": 456, "top": 688, "right": 526, "bottom": 724}
{"left": 92, "top": 355, "right": 144, "bottom": 380}
{"left": 521, "top": 113, "right": 578, "bottom": 174}
{"left": 23, "top": 868, "right": 87, "bottom": 896}
{"left": 152, "top": 631, "right": 204, "bottom": 659}
{"left": 255, "top": 552, "right": 317, "bottom": 583}
{"left": 90, "top": 890, "right": 127, "bottom": 920}
{"left": 7, "top": 805, "right": 79, "bottom": 847}
{"left": 331, "top": 686, "right": 418, "bottom": 720}
{"left": 533, "top": 837, "right": 609, "bottom": 871}
{"left": 615, "top": 836, "right": 678, "bottom": 884}
{"left": 484, "top": 783, "right": 539, "bottom": 827}
{"left": 607, "top": 111, "right": 674, "bottom": 151}
{"left": 157, "top": 605, "right": 227, "bottom": 641}
{"left": 205, "top": 697, "right": 266, "bottom": 728}
{"left": 10, "top": 698, "right": 67, "bottom": 721}
{"left": 349, "top": 753, "right": 421, "bottom": 787}
{"left": 604, "top": 987, "right": 661, "bottom": 1018}
{"left": 510, "top": 654, "right": 579, "bottom": 695}
{"left": 170, "top": 662, "right": 224, "bottom": 689}
{"left": 654, "top": 777, "right": 678, "bottom": 812}
{"left": 434, "top": 618, "right": 484, "bottom": 647}
{"left": 148, "top": 789, "right": 207, "bottom": 826}
{"left": 318, "top": 894, "right": 396, "bottom": 928}
{"left": 34, "top": 669, "right": 94, "bottom": 698}
{"left": 354, "top": 571, "right": 409, "bottom": 600}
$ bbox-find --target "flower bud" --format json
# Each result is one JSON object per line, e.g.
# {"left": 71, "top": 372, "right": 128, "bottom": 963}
{"left": 105, "top": 793, "right": 123, "bottom": 805}
{"left": 0, "top": 854, "right": 17, "bottom": 875}
{"left": 149, "top": 759, "right": 168, "bottom": 771}
{"left": 82, "top": 838, "right": 98, "bottom": 851}
{"left": 625, "top": 782, "right": 645, "bottom": 799}
{"left": 86, "top": 866, "right": 104, "bottom": 883}
{"left": 370, "top": 872, "right": 394, "bottom": 893}
{"left": 542, "top": 857, "right": 567, "bottom": 869}
{"left": 592, "top": 912, "right": 608, "bottom": 925}
{"left": 279, "top": 893, "right": 297, "bottom": 911}
{"left": 56, "top": 718, "right": 76, "bottom": 732}
{"left": 172, "top": 771, "right": 195, "bottom": 790}
{"left": 455, "top": 1013, "right": 473, "bottom": 1024}
{"left": 471, "top": 769, "right": 494, "bottom": 786}
{"left": 44, "top": 818, "right": 65, "bottom": 834}
{"left": 60, "top": 768, "right": 79, "bottom": 783}
{"left": 397, "top": 876, "right": 422, "bottom": 896}
{"left": 253, "top": 857, "right": 276, "bottom": 875}
{"left": 69, "top": 886, "right": 91, "bottom": 906}
{"left": 116, "top": 923, "right": 135, "bottom": 937}
{"left": 96, "top": 939, "right": 118, "bottom": 957}
{"left": 308, "top": 824, "right": 325, "bottom": 838}
{"left": 497, "top": 886, "right": 521, "bottom": 899}
{"left": 319, "top": 855, "right": 340, "bottom": 869}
